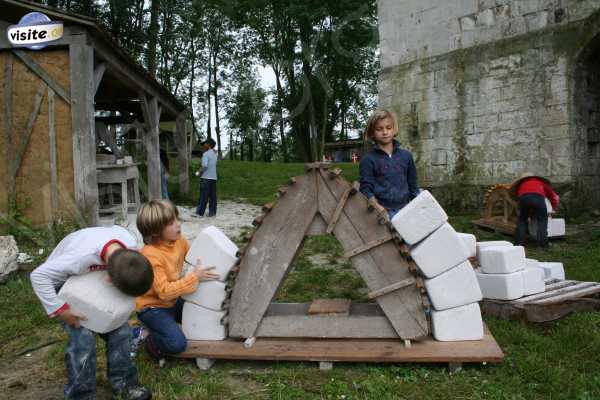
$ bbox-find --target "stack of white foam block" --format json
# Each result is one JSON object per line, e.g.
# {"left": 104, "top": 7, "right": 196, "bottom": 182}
{"left": 391, "top": 190, "right": 483, "bottom": 342}
{"left": 529, "top": 217, "right": 566, "bottom": 238}
{"left": 538, "top": 262, "right": 565, "bottom": 280}
{"left": 181, "top": 226, "right": 238, "bottom": 341}
{"left": 58, "top": 270, "right": 135, "bottom": 334}
{"left": 476, "top": 243, "right": 546, "bottom": 300}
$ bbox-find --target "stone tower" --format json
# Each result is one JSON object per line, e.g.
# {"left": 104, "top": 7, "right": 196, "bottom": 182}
{"left": 377, "top": 0, "right": 600, "bottom": 212}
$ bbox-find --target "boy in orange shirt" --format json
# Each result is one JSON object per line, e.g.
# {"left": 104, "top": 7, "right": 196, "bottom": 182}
{"left": 134, "top": 200, "right": 219, "bottom": 359}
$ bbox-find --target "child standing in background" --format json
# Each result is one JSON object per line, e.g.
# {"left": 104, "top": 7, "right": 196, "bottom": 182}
{"left": 359, "top": 109, "right": 420, "bottom": 219}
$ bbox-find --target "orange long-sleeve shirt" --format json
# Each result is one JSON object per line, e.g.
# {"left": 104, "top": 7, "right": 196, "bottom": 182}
{"left": 136, "top": 237, "right": 198, "bottom": 311}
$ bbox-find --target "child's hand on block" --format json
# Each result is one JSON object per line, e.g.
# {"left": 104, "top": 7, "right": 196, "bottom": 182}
{"left": 58, "top": 309, "right": 87, "bottom": 328}
{"left": 193, "top": 259, "right": 220, "bottom": 281}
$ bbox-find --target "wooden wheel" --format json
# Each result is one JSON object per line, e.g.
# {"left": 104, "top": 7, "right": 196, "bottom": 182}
{"left": 482, "top": 184, "right": 517, "bottom": 223}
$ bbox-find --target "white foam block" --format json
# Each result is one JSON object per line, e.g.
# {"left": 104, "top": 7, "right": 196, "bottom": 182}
{"left": 390, "top": 190, "right": 448, "bottom": 245}
{"left": 548, "top": 218, "right": 565, "bottom": 237}
{"left": 545, "top": 198, "right": 553, "bottom": 214}
{"left": 525, "top": 258, "right": 539, "bottom": 269}
{"left": 476, "top": 241, "right": 512, "bottom": 258}
{"left": 186, "top": 226, "right": 239, "bottom": 281}
{"left": 58, "top": 271, "right": 135, "bottom": 334}
{"left": 182, "top": 280, "right": 227, "bottom": 311}
{"left": 182, "top": 302, "right": 227, "bottom": 340}
{"left": 479, "top": 246, "right": 526, "bottom": 274}
{"left": 521, "top": 267, "right": 545, "bottom": 296}
{"left": 457, "top": 232, "right": 476, "bottom": 258}
{"left": 539, "top": 262, "right": 565, "bottom": 280}
{"left": 476, "top": 270, "right": 524, "bottom": 300}
{"left": 424, "top": 260, "right": 482, "bottom": 310}
{"left": 410, "top": 223, "right": 470, "bottom": 278}
{"left": 431, "top": 303, "right": 484, "bottom": 342}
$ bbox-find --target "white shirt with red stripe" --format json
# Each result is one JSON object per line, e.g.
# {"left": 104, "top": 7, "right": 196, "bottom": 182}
{"left": 30, "top": 226, "right": 137, "bottom": 317}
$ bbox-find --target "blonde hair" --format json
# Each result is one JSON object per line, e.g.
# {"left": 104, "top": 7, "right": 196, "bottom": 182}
{"left": 136, "top": 199, "right": 179, "bottom": 244}
{"left": 365, "top": 109, "right": 399, "bottom": 140}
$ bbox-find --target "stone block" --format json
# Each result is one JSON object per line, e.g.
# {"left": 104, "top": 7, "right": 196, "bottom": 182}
{"left": 410, "top": 223, "right": 470, "bottom": 278}
{"left": 182, "top": 302, "right": 227, "bottom": 341}
{"left": 521, "top": 266, "right": 545, "bottom": 296}
{"left": 186, "top": 226, "right": 239, "bottom": 281}
{"left": 391, "top": 190, "right": 448, "bottom": 245}
{"left": 58, "top": 271, "right": 135, "bottom": 334}
{"left": 476, "top": 270, "right": 524, "bottom": 300}
{"left": 457, "top": 232, "right": 477, "bottom": 258}
{"left": 183, "top": 280, "right": 227, "bottom": 311}
{"left": 425, "top": 260, "right": 483, "bottom": 310}
{"left": 0, "top": 236, "right": 19, "bottom": 283}
{"left": 431, "top": 302, "right": 484, "bottom": 341}
{"left": 479, "top": 245, "right": 526, "bottom": 274}
{"left": 538, "top": 262, "right": 565, "bottom": 280}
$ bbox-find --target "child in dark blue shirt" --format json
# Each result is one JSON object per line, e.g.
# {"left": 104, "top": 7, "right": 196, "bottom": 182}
{"left": 359, "top": 109, "right": 419, "bottom": 219}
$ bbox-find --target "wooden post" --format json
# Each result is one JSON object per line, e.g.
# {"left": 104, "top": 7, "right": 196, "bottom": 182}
{"left": 175, "top": 112, "right": 189, "bottom": 194}
{"left": 3, "top": 53, "right": 13, "bottom": 207}
{"left": 93, "top": 62, "right": 106, "bottom": 96}
{"left": 69, "top": 34, "right": 98, "bottom": 225}
{"left": 140, "top": 93, "right": 162, "bottom": 200}
{"left": 48, "top": 88, "right": 58, "bottom": 215}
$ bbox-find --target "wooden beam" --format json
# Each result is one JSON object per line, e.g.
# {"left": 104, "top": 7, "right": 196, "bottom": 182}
{"left": 3, "top": 53, "right": 14, "bottom": 205}
{"left": 140, "top": 93, "right": 162, "bottom": 200}
{"left": 69, "top": 35, "right": 98, "bottom": 225}
{"left": 175, "top": 112, "right": 189, "bottom": 194}
{"left": 93, "top": 62, "right": 106, "bottom": 95}
{"left": 48, "top": 88, "right": 58, "bottom": 214}
{"left": 368, "top": 278, "right": 417, "bottom": 300}
{"left": 326, "top": 186, "right": 352, "bottom": 234}
{"left": 12, "top": 82, "right": 46, "bottom": 179}
{"left": 306, "top": 213, "right": 328, "bottom": 236}
{"left": 343, "top": 236, "right": 394, "bottom": 259}
{"left": 12, "top": 49, "right": 71, "bottom": 104}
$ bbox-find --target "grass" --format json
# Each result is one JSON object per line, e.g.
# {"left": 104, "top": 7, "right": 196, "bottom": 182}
{"left": 2, "top": 160, "right": 600, "bottom": 399}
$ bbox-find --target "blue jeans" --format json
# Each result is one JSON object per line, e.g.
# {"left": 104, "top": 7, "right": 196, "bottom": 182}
{"left": 196, "top": 178, "right": 217, "bottom": 216}
{"left": 161, "top": 171, "right": 169, "bottom": 200}
{"left": 137, "top": 298, "right": 187, "bottom": 357}
{"left": 63, "top": 322, "right": 138, "bottom": 400}
{"left": 515, "top": 193, "right": 548, "bottom": 247}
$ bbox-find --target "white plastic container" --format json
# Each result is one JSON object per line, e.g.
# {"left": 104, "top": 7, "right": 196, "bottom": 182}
{"left": 58, "top": 270, "right": 135, "bottom": 334}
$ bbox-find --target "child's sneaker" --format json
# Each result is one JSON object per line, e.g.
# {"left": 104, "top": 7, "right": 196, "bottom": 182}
{"left": 130, "top": 326, "right": 148, "bottom": 358}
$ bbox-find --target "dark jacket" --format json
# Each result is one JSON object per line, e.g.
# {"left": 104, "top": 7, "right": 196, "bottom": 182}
{"left": 359, "top": 140, "right": 419, "bottom": 210}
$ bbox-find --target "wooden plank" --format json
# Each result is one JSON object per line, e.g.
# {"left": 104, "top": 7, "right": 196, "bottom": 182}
{"left": 325, "top": 186, "right": 352, "bottom": 234}
{"left": 523, "top": 298, "right": 600, "bottom": 322}
{"left": 368, "top": 278, "right": 416, "bottom": 300}
{"left": 3, "top": 53, "right": 14, "bottom": 204}
{"left": 180, "top": 325, "right": 503, "bottom": 363}
{"left": 344, "top": 236, "right": 394, "bottom": 259}
{"left": 308, "top": 299, "right": 351, "bottom": 315}
{"left": 48, "top": 88, "right": 58, "bottom": 214}
{"left": 306, "top": 213, "right": 328, "bottom": 236}
{"left": 12, "top": 82, "right": 46, "bottom": 179}
{"left": 70, "top": 36, "right": 99, "bottom": 225}
{"left": 229, "top": 174, "right": 319, "bottom": 338}
{"left": 140, "top": 94, "right": 162, "bottom": 200}
{"left": 174, "top": 113, "right": 189, "bottom": 194}
{"left": 532, "top": 284, "right": 600, "bottom": 305}
{"left": 12, "top": 49, "right": 71, "bottom": 104}
{"left": 317, "top": 170, "right": 428, "bottom": 339}
{"left": 93, "top": 62, "right": 106, "bottom": 95}
{"left": 512, "top": 281, "right": 590, "bottom": 304}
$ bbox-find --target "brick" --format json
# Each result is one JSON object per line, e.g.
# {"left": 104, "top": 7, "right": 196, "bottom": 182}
{"left": 425, "top": 260, "right": 483, "bottom": 310}
{"left": 186, "top": 226, "right": 239, "bottom": 281}
{"left": 431, "top": 302, "right": 484, "bottom": 341}
{"left": 411, "top": 223, "right": 470, "bottom": 278}
{"left": 58, "top": 271, "right": 135, "bottom": 334}
{"left": 521, "top": 266, "right": 545, "bottom": 296}
{"left": 479, "top": 245, "right": 526, "bottom": 274}
{"left": 182, "top": 302, "right": 227, "bottom": 341}
{"left": 476, "top": 270, "right": 524, "bottom": 300}
{"left": 457, "top": 232, "right": 477, "bottom": 258}
{"left": 538, "top": 262, "right": 565, "bottom": 280}
{"left": 391, "top": 190, "right": 448, "bottom": 245}
{"left": 183, "top": 280, "right": 227, "bottom": 311}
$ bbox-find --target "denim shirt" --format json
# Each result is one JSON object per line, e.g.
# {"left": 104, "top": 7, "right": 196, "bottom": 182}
{"left": 359, "top": 140, "right": 419, "bottom": 210}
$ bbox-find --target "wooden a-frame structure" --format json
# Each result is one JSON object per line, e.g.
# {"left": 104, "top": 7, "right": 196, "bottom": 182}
{"left": 227, "top": 163, "right": 429, "bottom": 341}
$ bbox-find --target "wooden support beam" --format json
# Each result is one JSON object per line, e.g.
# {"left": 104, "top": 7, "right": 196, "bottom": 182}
{"left": 12, "top": 82, "right": 46, "bottom": 179}
{"left": 69, "top": 36, "right": 98, "bottom": 225}
{"left": 48, "top": 88, "right": 58, "bottom": 215}
{"left": 3, "top": 53, "right": 14, "bottom": 205}
{"left": 93, "top": 62, "right": 106, "bottom": 95}
{"left": 368, "top": 278, "right": 417, "bottom": 300}
{"left": 140, "top": 93, "right": 162, "bottom": 200}
{"left": 325, "top": 186, "right": 353, "bottom": 234}
{"left": 174, "top": 113, "right": 189, "bottom": 194}
{"left": 343, "top": 235, "right": 394, "bottom": 259}
{"left": 12, "top": 49, "right": 71, "bottom": 104}
{"left": 306, "top": 213, "right": 328, "bottom": 236}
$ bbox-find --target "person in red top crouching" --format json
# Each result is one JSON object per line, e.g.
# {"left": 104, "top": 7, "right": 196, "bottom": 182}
{"left": 510, "top": 172, "right": 560, "bottom": 248}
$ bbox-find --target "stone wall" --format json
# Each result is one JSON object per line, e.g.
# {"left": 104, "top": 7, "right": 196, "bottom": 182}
{"left": 378, "top": 0, "right": 600, "bottom": 213}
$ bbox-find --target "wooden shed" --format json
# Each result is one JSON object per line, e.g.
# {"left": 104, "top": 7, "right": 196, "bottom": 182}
{"left": 0, "top": 0, "right": 190, "bottom": 226}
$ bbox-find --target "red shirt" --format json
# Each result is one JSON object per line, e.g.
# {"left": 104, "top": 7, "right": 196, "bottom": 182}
{"left": 517, "top": 177, "right": 559, "bottom": 209}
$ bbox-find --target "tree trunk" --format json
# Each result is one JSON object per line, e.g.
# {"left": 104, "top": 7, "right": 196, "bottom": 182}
{"left": 146, "top": 0, "right": 160, "bottom": 77}
{"left": 206, "top": 54, "right": 212, "bottom": 139}
{"left": 212, "top": 51, "right": 223, "bottom": 160}
{"left": 274, "top": 67, "right": 287, "bottom": 162}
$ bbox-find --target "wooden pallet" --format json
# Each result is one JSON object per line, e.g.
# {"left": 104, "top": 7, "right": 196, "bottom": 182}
{"left": 471, "top": 217, "right": 565, "bottom": 239}
{"left": 179, "top": 325, "right": 504, "bottom": 370}
{"left": 481, "top": 279, "right": 600, "bottom": 322}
